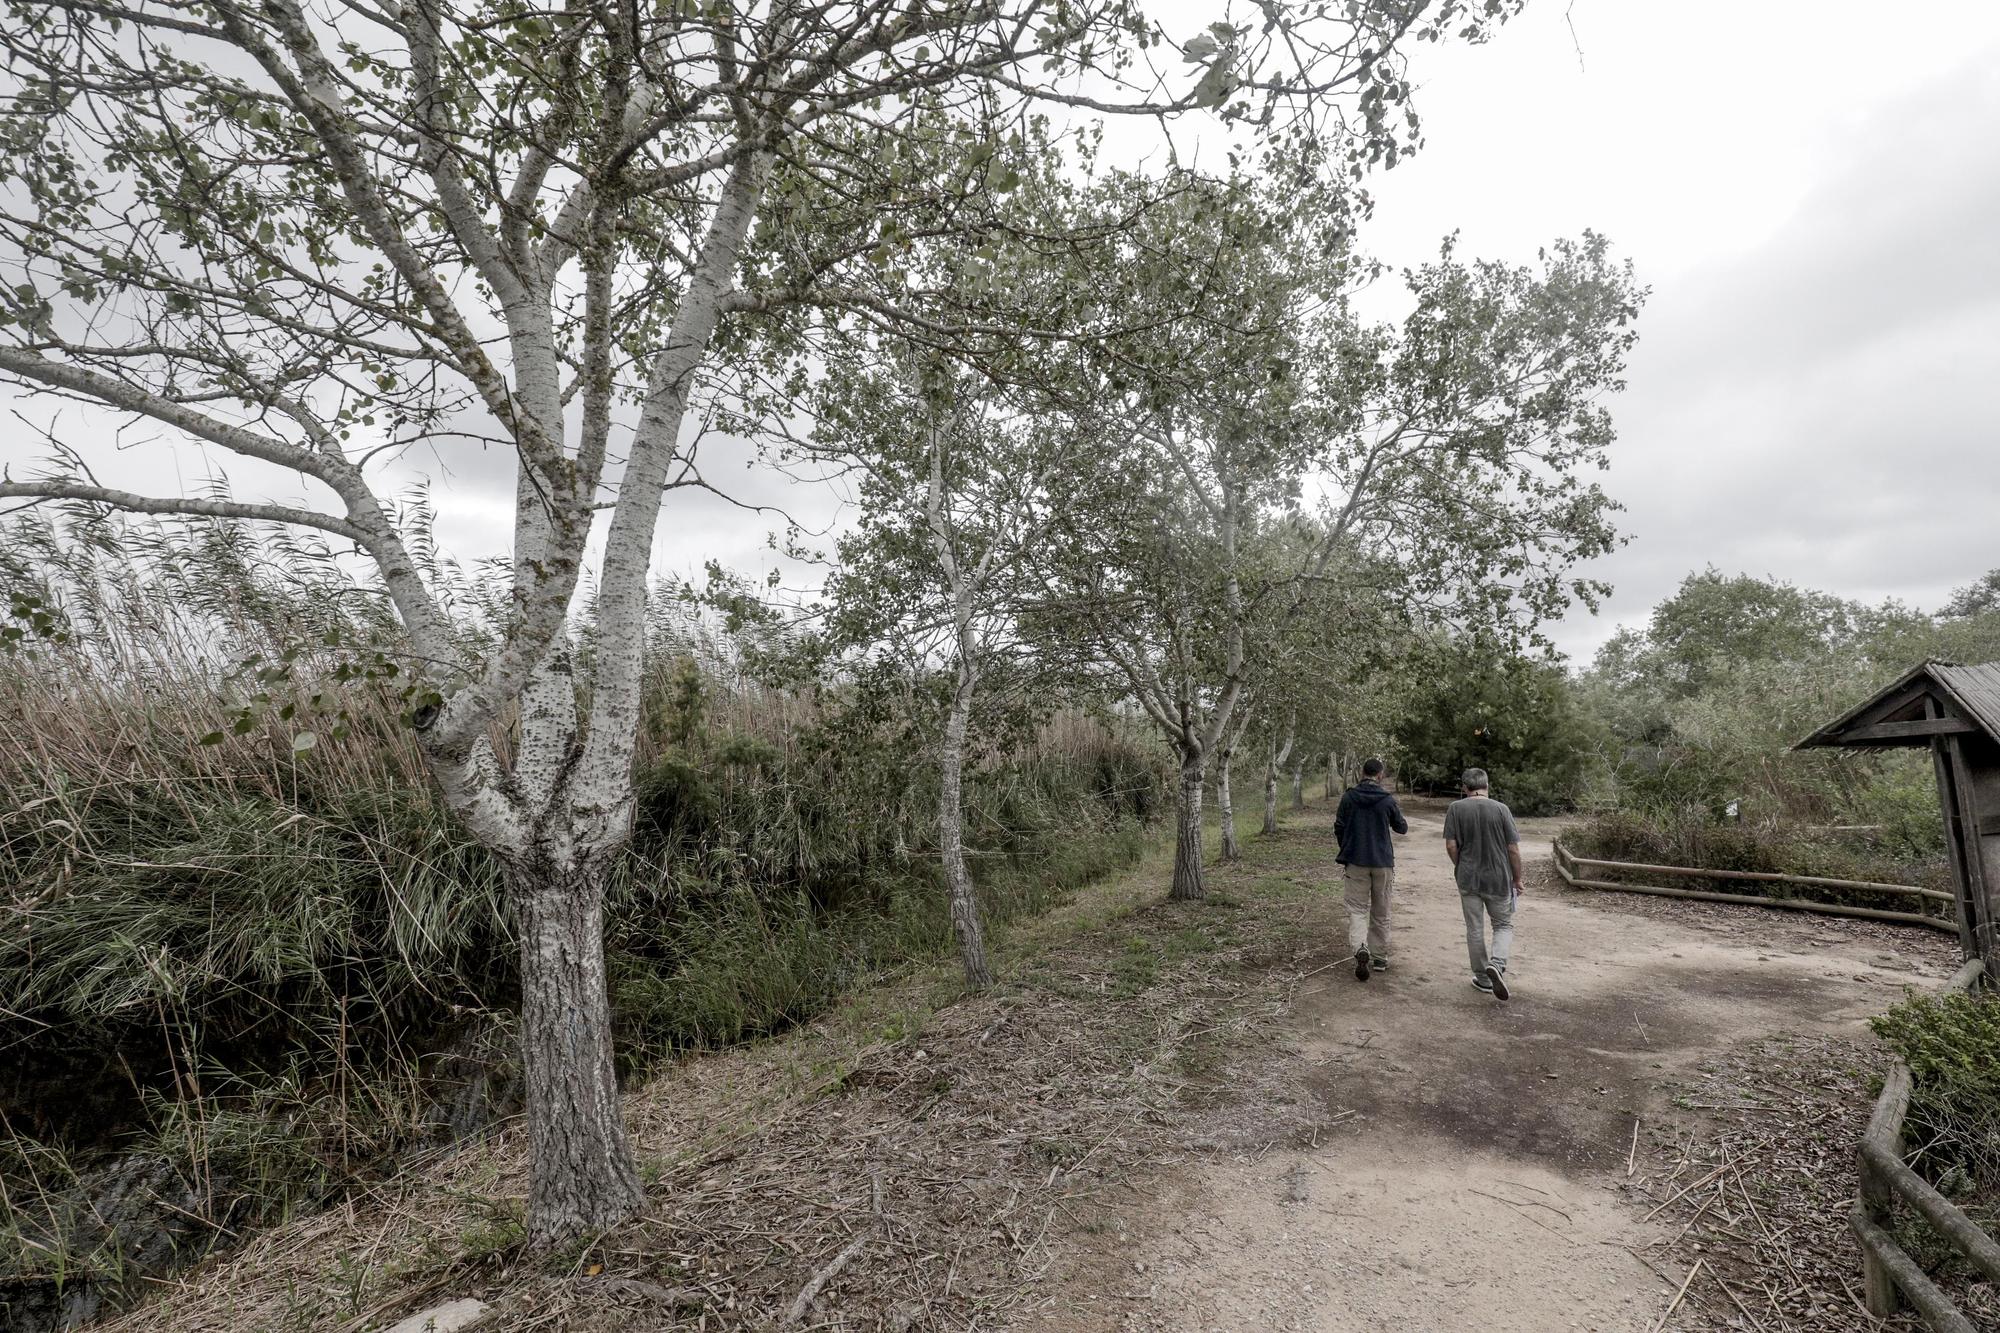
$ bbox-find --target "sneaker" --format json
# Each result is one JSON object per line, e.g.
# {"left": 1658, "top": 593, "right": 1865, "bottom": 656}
{"left": 1371, "top": 957, "right": 1390, "bottom": 973}
{"left": 1485, "top": 965, "right": 1510, "bottom": 1001}
{"left": 1471, "top": 974, "right": 1495, "bottom": 993}
{"left": 1354, "top": 947, "right": 1372, "bottom": 982}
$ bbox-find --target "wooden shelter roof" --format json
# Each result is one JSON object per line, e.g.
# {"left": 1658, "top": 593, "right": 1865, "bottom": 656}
{"left": 1796, "top": 660, "right": 2000, "bottom": 750}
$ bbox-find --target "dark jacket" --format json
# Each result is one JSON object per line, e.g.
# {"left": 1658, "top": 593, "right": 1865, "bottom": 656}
{"left": 1335, "top": 780, "right": 1408, "bottom": 868}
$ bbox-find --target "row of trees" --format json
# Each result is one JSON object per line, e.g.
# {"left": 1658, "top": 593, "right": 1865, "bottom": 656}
{"left": 1576, "top": 568, "right": 2000, "bottom": 832}
{"left": 1367, "top": 567, "right": 2000, "bottom": 838}
{"left": 0, "top": 0, "right": 1641, "bottom": 1243}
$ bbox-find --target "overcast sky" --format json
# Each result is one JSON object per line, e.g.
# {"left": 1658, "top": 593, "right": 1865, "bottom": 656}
{"left": 650, "top": 0, "right": 2000, "bottom": 662}
{"left": 1359, "top": 0, "right": 2000, "bottom": 659}
{"left": 7, "top": 1, "right": 1997, "bottom": 667}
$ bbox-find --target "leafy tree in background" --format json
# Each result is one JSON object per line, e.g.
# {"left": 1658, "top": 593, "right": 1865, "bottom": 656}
{"left": 1941, "top": 569, "right": 2000, "bottom": 621}
{"left": 1579, "top": 568, "right": 2000, "bottom": 834}
{"left": 1042, "top": 202, "right": 1643, "bottom": 900}
{"left": 802, "top": 349, "right": 1076, "bottom": 989}
{"left": 1392, "top": 638, "right": 1598, "bottom": 815}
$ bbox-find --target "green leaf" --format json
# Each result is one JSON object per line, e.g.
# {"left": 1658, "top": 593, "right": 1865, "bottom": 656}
{"left": 291, "top": 731, "right": 319, "bottom": 753}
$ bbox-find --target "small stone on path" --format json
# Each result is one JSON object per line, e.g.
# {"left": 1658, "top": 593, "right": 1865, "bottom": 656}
{"left": 376, "top": 1298, "right": 492, "bottom": 1333}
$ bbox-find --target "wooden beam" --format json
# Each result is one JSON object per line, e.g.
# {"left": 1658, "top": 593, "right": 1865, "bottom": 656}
{"left": 1552, "top": 861, "right": 1958, "bottom": 933}
{"left": 1945, "top": 734, "right": 1997, "bottom": 983}
{"left": 1851, "top": 1212, "right": 1981, "bottom": 1332}
{"left": 1837, "top": 717, "right": 1978, "bottom": 743}
{"left": 1929, "top": 698, "right": 1981, "bottom": 959}
{"left": 1556, "top": 851, "right": 1952, "bottom": 902}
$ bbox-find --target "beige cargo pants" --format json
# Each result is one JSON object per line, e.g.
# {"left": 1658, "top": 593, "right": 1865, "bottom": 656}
{"left": 1342, "top": 864, "right": 1394, "bottom": 959}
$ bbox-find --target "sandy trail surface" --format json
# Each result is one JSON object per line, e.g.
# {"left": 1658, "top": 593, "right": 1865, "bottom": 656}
{"left": 1025, "top": 802, "right": 1957, "bottom": 1333}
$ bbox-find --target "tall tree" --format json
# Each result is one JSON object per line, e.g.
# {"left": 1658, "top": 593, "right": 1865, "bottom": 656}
{"left": 1038, "top": 172, "right": 1348, "bottom": 900}
{"left": 805, "top": 350, "right": 1071, "bottom": 988}
{"left": 0, "top": 0, "right": 1518, "bottom": 1239}
{"left": 1051, "top": 228, "right": 1643, "bottom": 900}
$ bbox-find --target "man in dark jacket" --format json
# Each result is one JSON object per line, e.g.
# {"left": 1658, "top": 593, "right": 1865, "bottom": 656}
{"left": 1334, "top": 758, "right": 1408, "bottom": 982}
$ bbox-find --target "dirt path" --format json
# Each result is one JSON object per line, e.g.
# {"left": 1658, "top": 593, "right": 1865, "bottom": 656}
{"left": 1028, "top": 801, "right": 1958, "bottom": 1333}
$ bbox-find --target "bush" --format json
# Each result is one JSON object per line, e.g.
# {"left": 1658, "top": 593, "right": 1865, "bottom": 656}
{"left": 1390, "top": 642, "right": 1600, "bottom": 816}
{"left": 1871, "top": 989, "right": 2000, "bottom": 1192}
{"left": 0, "top": 512, "right": 1166, "bottom": 1319}
{"left": 1564, "top": 808, "right": 1954, "bottom": 919}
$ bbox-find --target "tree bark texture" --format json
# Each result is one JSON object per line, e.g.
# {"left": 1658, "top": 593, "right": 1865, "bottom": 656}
{"left": 1263, "top": 725, "right": 1294, "bottom": 834}
{"left": 509, "top": 857, "right": 646, "bottom": 1245}
{"left": 1170, "top": 751, "right": 1207, "bottom": 901}
{"left": 1291, "top": 761, "right": 1306, "bottom": 811}
{"left": 1218, "top": 749, "right": 1241, "bottom": 862}
{"left": 938, "top": 656, "right": 995, "bottom": 988}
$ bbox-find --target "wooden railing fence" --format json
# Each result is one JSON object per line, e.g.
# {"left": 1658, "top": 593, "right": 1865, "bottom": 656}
{"left": 1550, "top": 841, "right": 1956, "bottom": 934}
{"left": 1854, "top": 958, "right": 1994, "bottom": 1330}
{"left": 1551, "top": 839, "right": 1997, "bottom": 1325}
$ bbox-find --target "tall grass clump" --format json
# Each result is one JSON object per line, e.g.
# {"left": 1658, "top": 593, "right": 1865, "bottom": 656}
{"left": 0, "top": 510, "right": 1161, "bottom": 1324}
{"left": 1563, "top": 806, "right": 1953, "bottom": 922}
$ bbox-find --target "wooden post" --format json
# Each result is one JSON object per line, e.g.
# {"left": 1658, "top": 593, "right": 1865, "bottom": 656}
{"left": 1932, "top": 745, "right": 1979, "bottom": 960}
{"left": 1943, "top": 734, "right": 2000, "bottom": 984}
{"left": 1859, "top": 1063, "right": 1912, "bottom": 1316}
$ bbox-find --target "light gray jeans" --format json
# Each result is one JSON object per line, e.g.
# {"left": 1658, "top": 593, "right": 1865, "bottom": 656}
{"left": 1343, "top": 864, "right": 1394, "bottom": 959}
{"left": 1460, "top": 889, "right": 1516, "bottom": 977}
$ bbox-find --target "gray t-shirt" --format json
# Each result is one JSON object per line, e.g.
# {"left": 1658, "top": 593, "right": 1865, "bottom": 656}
{"left": 1443, "top": 796, "right": 1520, "bottom": 898}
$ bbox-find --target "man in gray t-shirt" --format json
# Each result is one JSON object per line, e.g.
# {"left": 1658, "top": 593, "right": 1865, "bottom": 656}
{"left": 1442, "top": 767, "right": 1524, "bottom": 1000}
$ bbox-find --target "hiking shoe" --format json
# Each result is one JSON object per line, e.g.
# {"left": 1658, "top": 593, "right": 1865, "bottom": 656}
{"left": 1371, "top": 956, "right": 1390, "bottom": 973}
{"left": 1471, "top": 974, "right": 1495, "bottom": 993}
{"left": 1354, "top": 947, "right": 1372, "bottom": 982}
{"left": 1485, "top": 965, "right": 1510, "bottom": 1001}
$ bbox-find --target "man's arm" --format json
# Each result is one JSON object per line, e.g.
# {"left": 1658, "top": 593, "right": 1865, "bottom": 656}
{"left": 1388, "top": 797, "right": 1408, "bottom": 836}
{"left": 1334, "top": 791, "right": 1351, "bottom": 845}
{"left": 1505, "top": 808, "right": 1525, "bottom": 892}
{"left": 1445, "top": 839, "right": 1460, "bottom": 867}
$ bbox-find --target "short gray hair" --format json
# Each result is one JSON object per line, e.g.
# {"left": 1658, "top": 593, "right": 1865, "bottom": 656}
{"left": 1461, "top": 768, "right": 1490, "bottom": 792}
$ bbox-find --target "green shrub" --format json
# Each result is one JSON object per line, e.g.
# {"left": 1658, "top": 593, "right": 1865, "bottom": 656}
{"left": 1870, "top": 989, "right": 2000, "bottom": 1189}
{"left": 0, "top": 511, "right": 1166, "bottom": 1316}
{"left": 1390, "top": 642, "right": 1600, "bottom": 816}
{"left": 1564, "top": 808, "right": 1953, "bottom": 919}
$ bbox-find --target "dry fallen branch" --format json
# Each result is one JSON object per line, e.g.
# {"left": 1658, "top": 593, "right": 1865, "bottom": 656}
{"left": 1652, "top": 1258, "right": 1703, "bottom": 1333}
{"left": 784, "top": 1234, "right": 871, "bottom": 1326}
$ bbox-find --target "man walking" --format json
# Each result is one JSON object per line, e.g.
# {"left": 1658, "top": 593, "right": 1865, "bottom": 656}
{"left": 1334, "top": 758, "right": 1408, "bottom": 983}
{"left": 1443, "top": 767, "right": 1524, "bottom": 1000}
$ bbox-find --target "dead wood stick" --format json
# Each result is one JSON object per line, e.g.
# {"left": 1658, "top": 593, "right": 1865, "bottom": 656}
{"left": 1663, "top": 1187, "right": 1722, "bottom": 1249}
{"left": 1836, "top": 1271, "right": 1888, "bottom": 1328}
{"left": 1628, "top": 1116, "right": 1641, "bottom": 1177}
{"left": 1643, "top": 1153, "right": 1745, "bottom": 1221}
{"left": 1713, "top": 1272, "right": 1767, "bottom": 1333}
{"left": 1296, "top": 952, "right": 1361, "bottom": 981}
{"left": 1650, "top": 1258, "right": 1704, "bottom": 1333}
{"left": 1731, "top": 1167, "right": 1805, "bottom": 1288}
{"left": 1467, "top": 1190, "right": 1571, "bottom": 1241}
{"left": 784, "top": 1235, "right": 868, "bottom": 1326}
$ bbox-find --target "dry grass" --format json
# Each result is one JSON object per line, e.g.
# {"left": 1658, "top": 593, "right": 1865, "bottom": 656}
{"left": 91, "top": 805, "right": 1346, "bottom": 1333}
{"left": 1617, "top": 1033, "right": 2000, "bottom": 1331}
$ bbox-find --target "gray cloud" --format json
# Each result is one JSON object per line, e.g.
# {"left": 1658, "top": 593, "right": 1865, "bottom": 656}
{"left": 1539, "top": 54, "right": 2000, "bottom": 659}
